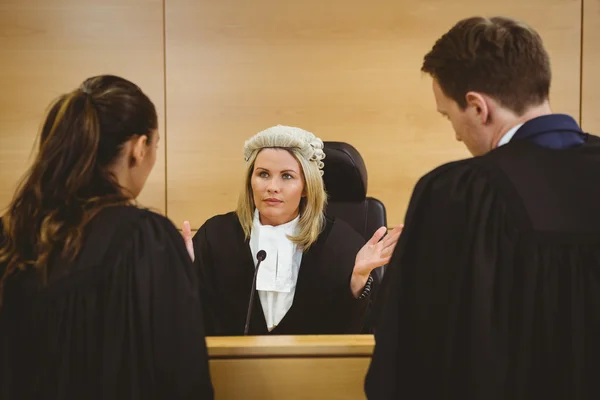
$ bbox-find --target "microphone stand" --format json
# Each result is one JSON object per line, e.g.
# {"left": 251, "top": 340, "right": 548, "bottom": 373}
{"left": 244, "top": 250, "right": 267, "bottom": 335}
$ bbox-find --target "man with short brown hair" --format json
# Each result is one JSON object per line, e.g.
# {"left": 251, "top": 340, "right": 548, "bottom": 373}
{"left": 365, "top": 16, "right": 600, "bottom": 399}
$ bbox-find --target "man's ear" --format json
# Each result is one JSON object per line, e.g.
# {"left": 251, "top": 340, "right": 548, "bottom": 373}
{"left": 465, "top": 91, "right": 490, "bottom": 124}
{"left": 130, "top": 135, "right": 148, "bottom": 167}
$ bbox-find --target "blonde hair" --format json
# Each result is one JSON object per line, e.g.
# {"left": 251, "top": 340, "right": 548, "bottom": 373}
{"left": 236, "top": 125, "right": 327, "bottom": 250}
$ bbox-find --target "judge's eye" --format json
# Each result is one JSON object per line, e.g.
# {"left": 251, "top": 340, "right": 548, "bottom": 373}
{"left": 259, "top": 171, "right": 269, "bottom": 178}
{"left": 282, "top": 173, "right": 293, "bottom": 180}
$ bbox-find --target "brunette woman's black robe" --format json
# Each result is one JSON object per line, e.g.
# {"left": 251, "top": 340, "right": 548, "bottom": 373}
{"left": 0, "top": 206, "right": 214, "bottom": 400}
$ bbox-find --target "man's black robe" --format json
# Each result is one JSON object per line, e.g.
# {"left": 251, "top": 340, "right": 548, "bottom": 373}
{"left": 366, "top": 114, "right": 600, "bottom": 399}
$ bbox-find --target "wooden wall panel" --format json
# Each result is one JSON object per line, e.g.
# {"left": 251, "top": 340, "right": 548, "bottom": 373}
{"left": 582, "top": 0, "right": 600, "bottom": 134}
{"left": 165, "top": 0, "right": 581, "bottom": 229}
{"left": 0, "top": 0, "right": 166, "bottom": 214}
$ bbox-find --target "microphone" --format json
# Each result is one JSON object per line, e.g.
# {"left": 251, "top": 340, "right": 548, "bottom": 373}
{"left": 244, "top": 250, "right": 267, "bottom": 335}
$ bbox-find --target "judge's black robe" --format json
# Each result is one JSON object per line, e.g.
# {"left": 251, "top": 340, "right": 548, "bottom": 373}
{"left": 0, "top": 206, "right": 214, "bottom": 400}
{"left": 192, "top": 211, "right": 371, "bottom": 335}
{"left": 366, "top": 114, "right": 600, "bottom": 399}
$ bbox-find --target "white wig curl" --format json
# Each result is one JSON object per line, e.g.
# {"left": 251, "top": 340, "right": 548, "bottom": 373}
{"left": 243, "top": 125, "right": 326, "bottom": 175}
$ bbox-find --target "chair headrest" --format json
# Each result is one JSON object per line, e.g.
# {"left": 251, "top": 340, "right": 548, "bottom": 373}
{"left": 322, "top": 141, "right": 368, "bottom": 202}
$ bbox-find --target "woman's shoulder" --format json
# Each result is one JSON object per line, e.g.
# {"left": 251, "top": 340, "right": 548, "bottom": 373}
{"left": 318, "top": 214, "right": 365, "bottom": 249}
{"left": 86, "top": 205, "right": 182, "bottom": 254}
{"left": 94, "top": 205, "right": 175, "bottom": 231}
{"left": 192, "top": 211, "right": 244, "bottom": 247}
{"left": 199, "top": 211, "right": 241, "bottom": 233}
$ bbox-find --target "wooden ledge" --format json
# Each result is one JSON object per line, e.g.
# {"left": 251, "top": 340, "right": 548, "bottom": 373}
{"left": 206, "top": 334, "right": 375, "bottom": 358}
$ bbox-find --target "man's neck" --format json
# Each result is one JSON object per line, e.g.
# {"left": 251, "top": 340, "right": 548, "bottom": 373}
{"left": 491, "top": 101, "right": 553, "bottom": 148}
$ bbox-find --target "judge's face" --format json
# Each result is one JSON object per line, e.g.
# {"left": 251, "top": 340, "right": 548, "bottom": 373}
{"left": 432, "top": 79, "right": 492, "bottom": 156}
{"left": 251, "top": 148, "right": 305, "bottom": 226}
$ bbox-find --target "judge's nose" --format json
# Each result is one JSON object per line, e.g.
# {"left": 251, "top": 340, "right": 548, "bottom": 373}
{"left": 266, "top": 179, "right": 281, "bottom": 193}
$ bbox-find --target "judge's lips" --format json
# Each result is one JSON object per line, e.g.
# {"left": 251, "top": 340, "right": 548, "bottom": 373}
{"left": 264, "top": 197, "right": 283, "bottom": 206}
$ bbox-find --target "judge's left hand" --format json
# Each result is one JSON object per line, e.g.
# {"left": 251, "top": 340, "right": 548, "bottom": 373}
{"left": 350, "top": 224, "right": 403, "bottom": 297}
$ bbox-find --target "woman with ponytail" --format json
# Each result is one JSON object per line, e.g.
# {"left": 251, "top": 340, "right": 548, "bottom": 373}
{"left": 0, "top": 75, "right": 213, "bottom": 399}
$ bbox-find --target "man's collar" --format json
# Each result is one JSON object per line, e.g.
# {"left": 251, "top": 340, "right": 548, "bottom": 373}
{"left": 497, "top": 123, "right": 524, "bottom": 147}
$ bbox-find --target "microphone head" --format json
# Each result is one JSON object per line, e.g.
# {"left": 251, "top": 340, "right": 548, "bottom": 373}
{"left": 256, "top": 250, "right": 267, "bottom": 261}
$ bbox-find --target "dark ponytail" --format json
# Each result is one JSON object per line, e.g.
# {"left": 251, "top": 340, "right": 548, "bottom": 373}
{"left": 0, "top": 75, "right": 158, "bottom": 305}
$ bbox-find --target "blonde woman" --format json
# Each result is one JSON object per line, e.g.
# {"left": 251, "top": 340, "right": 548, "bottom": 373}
{"left": 183, "top": 125, "right": 401, "bottom": 335}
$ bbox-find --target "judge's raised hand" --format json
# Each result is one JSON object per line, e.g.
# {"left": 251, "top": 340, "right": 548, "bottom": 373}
{"left": 182, "top": 220, "right": 195, "bottom": 262}
{"left": 353, "top": 224, "right": 403, "bottom": 278}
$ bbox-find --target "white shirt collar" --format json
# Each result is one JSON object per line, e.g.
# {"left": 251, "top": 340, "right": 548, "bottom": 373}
{"left": 249, "top": 210, "right": 302, "bottom": 331}
{"left": 249, "top": 209, "right": 299, "bottom": 293}
{"left": 497, "top": 123, "right": 524, "bottom": 147}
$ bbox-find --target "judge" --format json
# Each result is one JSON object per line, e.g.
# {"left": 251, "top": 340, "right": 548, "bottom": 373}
{"left": 184, "top": 125, "right": 402, "bottom": 335}
{"left": 0, "top": 75, "right": 213, "bottom": 399}
{"left": 366, "top": 16, "right": 600, "bottom": 399}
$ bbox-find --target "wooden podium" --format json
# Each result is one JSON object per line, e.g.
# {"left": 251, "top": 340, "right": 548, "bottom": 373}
{"left": 206, "top": 334, "right": 374, "bottom": 399}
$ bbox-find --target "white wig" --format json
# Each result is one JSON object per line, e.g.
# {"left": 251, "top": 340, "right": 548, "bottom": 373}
{"left": 243, "top": 125, "right": 326, "bottom": 175}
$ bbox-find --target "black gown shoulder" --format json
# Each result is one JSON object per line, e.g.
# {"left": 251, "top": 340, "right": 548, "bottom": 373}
{"left": 366, "top": 138, "right": 600, "bottom": 399}
{"left": 0, "top": 205, "right": 214, "bottom": 400}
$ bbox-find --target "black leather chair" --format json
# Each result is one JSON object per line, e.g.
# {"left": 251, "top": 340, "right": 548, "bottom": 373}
{"left": 321, "top": 141, "right": 388, "bottom": 278}
{"left": 322, "top": 142, "right": 389, "bottom": 333}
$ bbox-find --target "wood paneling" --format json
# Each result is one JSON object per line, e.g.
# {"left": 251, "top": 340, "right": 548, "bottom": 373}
{"left": 206, "top": 334, "right": 374, "bottom": 357}
{"left": 0, "top": 0, "right": 166, "bottom": 213}
{"left": 206, "top": 335, "right": 374, "bottom": 399}
{"left": 582, "top": 0, "right": 600, "bottom": 134}
{"left": 165, "top": 0, "right": 581, "bottom": 229}
{"left": 211, "top": 358, "right": 370, "bottom": 400}
{"left": 0, "top": 1, "right": 585, "bottom": 227}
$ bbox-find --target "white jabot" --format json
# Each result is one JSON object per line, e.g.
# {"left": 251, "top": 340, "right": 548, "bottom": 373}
{"left": 497, "top": 123, "right": 524, "bottom": 147}
{"left": 249, "top": 209, "right": 302, "bottom": 331}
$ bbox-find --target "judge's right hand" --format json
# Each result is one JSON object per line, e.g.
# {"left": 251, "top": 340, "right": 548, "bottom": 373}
{"left": 182, "top": 221, "right": 195, "bottom": 262}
